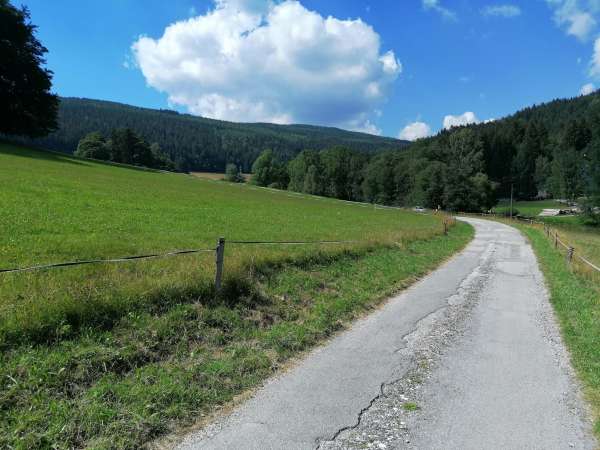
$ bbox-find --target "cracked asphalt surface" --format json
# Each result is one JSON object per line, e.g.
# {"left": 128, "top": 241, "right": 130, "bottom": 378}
{"left": 174, "top": 218, "right": 596, "bottom": 450}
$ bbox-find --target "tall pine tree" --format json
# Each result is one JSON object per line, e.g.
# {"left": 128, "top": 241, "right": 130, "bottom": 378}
{"left": 0, "top": 0, "right": 58, "bottom": 137}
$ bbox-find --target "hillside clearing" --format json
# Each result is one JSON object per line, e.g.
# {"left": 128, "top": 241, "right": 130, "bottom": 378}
{"left": 493, "top": 199, "right": 566, "bottom": 217}
{"left": 191, "top": 172, "right": 250, "bottom": 182}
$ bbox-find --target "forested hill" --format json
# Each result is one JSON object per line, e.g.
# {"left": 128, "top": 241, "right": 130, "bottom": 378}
{"left": 21, "top": 97, "right": 408, "bottom": 172}
{"left": 408, "top": 90, "right": 600, "bottom": 201}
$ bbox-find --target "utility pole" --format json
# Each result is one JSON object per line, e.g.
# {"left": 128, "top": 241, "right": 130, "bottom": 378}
{"left": 510, "top": 183, "right": 514, "bottom": 219}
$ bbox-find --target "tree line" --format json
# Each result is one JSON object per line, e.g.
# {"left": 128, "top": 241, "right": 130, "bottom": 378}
{"left": 247, "top": 128, "right": 496, "bottom": 212}
{"left": 245, "top": 90, "right": 600, "bottom": 222}
{"left": 414, "top": 92, "right": 600, "bottom": 222}
{"left": 75, "top": 129, "right": 175, "bottom": 171}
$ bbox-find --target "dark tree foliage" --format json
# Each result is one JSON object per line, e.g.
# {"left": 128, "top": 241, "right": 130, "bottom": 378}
{"left": 584, "top": 139, "right": 600, "bottom": 224}
{"left": 283, "top": 130, "right": 495, "bottom": 212}
{"left": 288, "top": 150, "right": 323, "bottom": 194}
{"left": 0, "top": 0, "right": 58, "bottom": 137}
{"left": 20, "top": 97, "right": 409, "bottom": 172}
{"left": 225, "top": 163, "right": 244, "bottom": 183}
{"left": 75, "top": 129, "right": 175, "bottom": 171}
{"left": 409, "top": 91, "right": 600, "bottom": 206}
{"left": 75, "top": 132, "right": 109, "bottom": 160}
{"left": 250, "top": 150, "right": 288, "bottom": 188}
{"left": 284, "top": 137, "right": 486, "bottom": 211}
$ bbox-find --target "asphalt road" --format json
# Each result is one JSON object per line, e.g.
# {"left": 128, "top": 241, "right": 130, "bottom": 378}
{"left": 175, "top": 218, "right": 596, "bottom": 450}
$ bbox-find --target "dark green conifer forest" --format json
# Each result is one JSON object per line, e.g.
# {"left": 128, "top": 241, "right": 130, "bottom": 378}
{"left": 20, "top": 97, "right": 408, "bottom": 172}
{"left": 254, "top": 92, "right": 600, "bottom": 217}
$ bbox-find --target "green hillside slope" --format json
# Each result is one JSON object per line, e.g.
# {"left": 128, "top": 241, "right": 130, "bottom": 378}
{"left": 0, "top": 142, "right": 472, "bottom": 449}
{"left": 17, "top": 97, "right": 408, "bottom": 172}
{"left": 0, "top": 141, "right": 448, "bottom": 347}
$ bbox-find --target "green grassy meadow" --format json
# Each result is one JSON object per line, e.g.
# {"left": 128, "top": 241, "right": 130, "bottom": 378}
{"left": 542, "top": 217, "right": 600, "bottom": 275}
{"left": 0, "top": 143, "right": 447, "bottom": 348}
{"left": 0, "top": 142, "right": 473, "bottom": 448}
{"left": 493, "top": 199, "right": 565, "bottom": 217}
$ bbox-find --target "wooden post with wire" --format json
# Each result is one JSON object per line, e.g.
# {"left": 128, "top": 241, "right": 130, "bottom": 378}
{"left": 215, "top": 237, "right": 225, "bottom": 292}
{"left": 567, "top": 246, "right": 574, "bottom": 264}
{"left": 443, "top": 219, "right": 448, "bottom": 236}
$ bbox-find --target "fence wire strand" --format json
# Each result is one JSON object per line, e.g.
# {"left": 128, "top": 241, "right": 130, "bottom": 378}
{"left": 228, "top": 240, "right": 363, "bottom": 246}
{"left": 0, "top": 239, "right": 371, "bottom": 275}
{"left": 0, "top": 248, "right": 216, "bottom": 275}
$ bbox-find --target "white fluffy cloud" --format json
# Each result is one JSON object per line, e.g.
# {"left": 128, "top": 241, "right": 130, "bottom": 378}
{"left": 482, "top": 4, "right": 521, "bottom": 18}
{"left": 590, "top": 37, "right": 600, "bottom": 78}
{"left": 546, "top": 0, "right": 598, "bottom": 41}
{"left": 398, "top": 121, "right": 432, "bottom": 141}
{"left": 422, "top": 0, "right": 457, "bottom": 21}
{"left": 443, "top": 111, "right": 480, "bottom": 129}
{"left": 580, "top": 82, "right": 596, "bottom": 94}
{"left": 132, "top": 0, "right": 401, "bottom": 133}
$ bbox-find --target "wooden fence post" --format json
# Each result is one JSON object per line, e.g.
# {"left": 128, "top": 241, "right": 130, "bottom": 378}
{"left": 554, "top": 233, "right": 558, "bottom": 249}
{"left": 443, "top": 220, "right": 448, "bottom": 236}
{"left": 215, "top": 237, "right": 225, "bottom": 292}
{"left": 567, "top": 247, "right": 574, "bottom": 263}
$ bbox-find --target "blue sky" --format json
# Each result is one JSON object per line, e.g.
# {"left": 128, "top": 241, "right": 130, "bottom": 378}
{"left": 17, "top": 0, "right": 600, "bottom": 139}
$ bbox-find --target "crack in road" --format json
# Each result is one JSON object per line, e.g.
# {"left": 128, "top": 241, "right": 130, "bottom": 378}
{"left": 315, "top": 381, "right": 387, "bottom": 449}
{"left": 316, "top": 242, "right": 496, "bottom": 449}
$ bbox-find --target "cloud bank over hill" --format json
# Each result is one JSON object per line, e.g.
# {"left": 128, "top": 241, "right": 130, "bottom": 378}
{"left": 132, "top": 0, "right": 401, "bottom": 134}
{"left": 443, "top": 111, "right": 479, "bottom": 129}
{"left": 399, "top": 121, "right": 432, "bottom": 141}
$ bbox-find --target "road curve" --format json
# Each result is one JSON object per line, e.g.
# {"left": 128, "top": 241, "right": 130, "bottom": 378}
{"left": 174, "top": 218, "right": 596, "bottom": 450}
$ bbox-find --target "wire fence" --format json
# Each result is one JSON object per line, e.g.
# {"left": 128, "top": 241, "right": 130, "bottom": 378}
{"left": 0, "top": 216, "right": 454, "bottom": 292}
{"left": 227, "top": 239, "right": 365, "bottom": 246}
{"left": 0, "top": 248, "right": 216, "bottom": 275}
{"left": 464, "top": 212, "right": 600, "bottom": 273}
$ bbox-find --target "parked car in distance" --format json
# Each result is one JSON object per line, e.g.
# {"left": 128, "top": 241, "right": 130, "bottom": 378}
{"left": 413, "top": 206, "right": 426, "bottom": 213}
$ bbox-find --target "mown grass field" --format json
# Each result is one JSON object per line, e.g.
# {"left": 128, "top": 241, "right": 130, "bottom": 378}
{"left": 0, "top": 142, "right": 473, "bottom": 449}
{"left": 191, "top": 172, "right": 250, "bottom": 182}
{"left": 493, "top": 199, "right": 565, "bottom": 217}
{"left": 541, "top": 216, "right": 600, "bottom": 273}
{"left": 0, "top": 142, "right": 445, "bottom": 347}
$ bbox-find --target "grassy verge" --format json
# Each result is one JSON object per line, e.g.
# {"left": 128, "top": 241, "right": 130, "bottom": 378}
{"left": 0, "top": 222, "right": 473, "bottom": 449}
{"left": 512, "top": 224, "right": 600, "bottom": 439}
{"left": 540, "top": 218, "right": 600, "bottom": 275}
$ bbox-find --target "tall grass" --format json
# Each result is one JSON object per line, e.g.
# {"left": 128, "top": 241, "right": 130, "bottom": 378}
{"left": 542, "top": 217, "right": 600, "bottom": 278}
